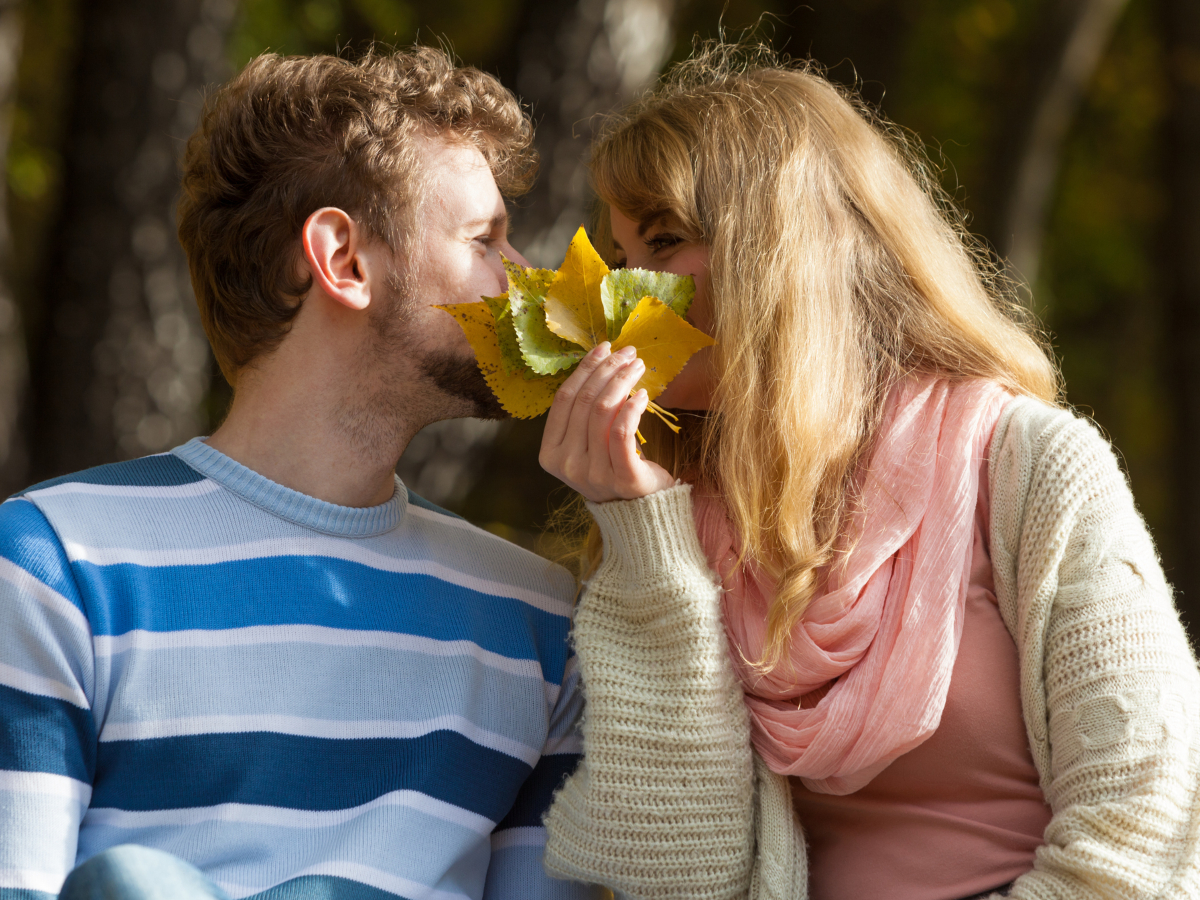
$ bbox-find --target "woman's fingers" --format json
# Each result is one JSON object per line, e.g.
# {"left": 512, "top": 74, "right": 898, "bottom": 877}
{"left": 560, "top": 345, "right": 638, "bottom": 462}
{"left": 610, "top": 389, "right": 650, "bottom": 483}
{"left": 610, "top": 390, "right": 676, "bottom": 498}
{"left": 542, "top": 342, "right": 612, "bottom": 451}
{"left": 540, "top": 343, "right": 636, "bottom": 487}
{"left": 540, "top": 343, "right": 667, "bottom": 503}
{"left": 585, "top": 355, "right": 645, "bottom": 477}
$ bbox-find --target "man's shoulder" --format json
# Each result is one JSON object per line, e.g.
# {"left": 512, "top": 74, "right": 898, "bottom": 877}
{"left": 4, "top": 453, "right": 214, "bottom": 574}
{"left": 12, "top": 453, "right": 205, "bottom": 500}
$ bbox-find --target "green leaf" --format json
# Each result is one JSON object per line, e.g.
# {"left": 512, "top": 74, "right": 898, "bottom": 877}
{"left": 484, "top": 293, "right": 511, "bottom": 322}
{"left": 503, "top": 258, "right": 556, "bottom": 308}
{"left": 601, "top": 268, "right": 696, "bottom": 340}
{"left": 483, "top": 294, "right": 525, "bottom": 376}
{"left": 504, "top": 257, "right": 585, "bottom": 375}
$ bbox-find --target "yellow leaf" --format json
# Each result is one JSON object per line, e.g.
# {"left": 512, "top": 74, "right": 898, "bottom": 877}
{"left": 611, "top": 296, "right": 716, "bottom": 400}
{"left": 436, "top": 301, "right": 567, "bottom": 418}
{"left": 544, "top": 226, "right": 610, "bottom": 350}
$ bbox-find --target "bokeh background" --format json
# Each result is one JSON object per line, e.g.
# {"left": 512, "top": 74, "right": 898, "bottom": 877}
{"left": 1, "top": 0, "right": 1197, "bottom": 640}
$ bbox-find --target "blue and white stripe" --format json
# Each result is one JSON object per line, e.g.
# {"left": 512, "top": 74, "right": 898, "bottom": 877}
{"left": 0, "top": 439, "right": 594, "bottom": 900}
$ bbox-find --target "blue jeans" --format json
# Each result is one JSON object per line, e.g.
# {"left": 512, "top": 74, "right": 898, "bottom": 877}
{"left": 59, "top": 846, "right": 229, "bottom": 900}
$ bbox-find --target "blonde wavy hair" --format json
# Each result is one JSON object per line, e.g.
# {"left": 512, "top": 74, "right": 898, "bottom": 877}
{"left": 584, "top": 44, "right": 1060, "bottom": 671}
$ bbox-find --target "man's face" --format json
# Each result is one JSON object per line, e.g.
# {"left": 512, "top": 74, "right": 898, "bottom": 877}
{"left": 375, "top": 137, "right": 529, "bottom": 421}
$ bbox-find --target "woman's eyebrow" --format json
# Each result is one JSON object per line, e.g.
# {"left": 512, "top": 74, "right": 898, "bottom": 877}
{"left": 637, "top": 214, "right": 668, "bottom": 237}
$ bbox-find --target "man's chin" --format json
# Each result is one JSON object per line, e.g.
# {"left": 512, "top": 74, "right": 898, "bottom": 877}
{"left": 419, "top": 352, "right": 508, "bottom": 421}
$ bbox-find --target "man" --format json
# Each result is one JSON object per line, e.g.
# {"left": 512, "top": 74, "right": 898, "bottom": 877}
{"left": 0, "top": 47, "right": 601, "bottom": 900}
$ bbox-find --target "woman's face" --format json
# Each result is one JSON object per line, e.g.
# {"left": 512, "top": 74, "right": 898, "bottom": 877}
{"left": 609, "top": 206, "right": 715, "bottom": 410}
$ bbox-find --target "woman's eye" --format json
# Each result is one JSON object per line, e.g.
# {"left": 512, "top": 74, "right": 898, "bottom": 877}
{"left": 644, "top": 234, "right": 682, "bottom": 254}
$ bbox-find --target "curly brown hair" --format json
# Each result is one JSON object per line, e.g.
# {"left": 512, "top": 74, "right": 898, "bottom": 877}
{"left": 177, "top": 46, "right": 537, "bottom": 384}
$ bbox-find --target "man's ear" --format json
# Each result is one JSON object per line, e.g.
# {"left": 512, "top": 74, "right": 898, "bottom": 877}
{"left": 301, "top": 208, "right": 372, "bottom": 312}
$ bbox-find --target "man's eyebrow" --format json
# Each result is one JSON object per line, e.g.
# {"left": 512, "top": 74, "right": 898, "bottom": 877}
{"left": 463, "top": 212, "right": 508, "bottom": 231}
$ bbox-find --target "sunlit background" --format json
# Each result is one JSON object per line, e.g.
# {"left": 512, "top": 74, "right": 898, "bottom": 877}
{"left": 2, "top": 0, "right": 1198, "bottom": 640}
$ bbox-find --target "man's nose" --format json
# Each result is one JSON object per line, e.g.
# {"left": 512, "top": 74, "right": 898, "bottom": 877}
{"left": 503, "top": 242, "right": 532, "bottom": 269}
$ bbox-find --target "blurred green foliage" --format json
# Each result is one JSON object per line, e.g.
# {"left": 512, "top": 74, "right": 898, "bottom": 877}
{"left": 1042, "top": 1, "right": 1169, "bottom": 546}
{"left": 897, "top": 0, "right": 1170, "bottom": 553}
{"left": 228, "top": 0, "right": 521, "bottom": 67}
{"left": 762, "top": 0, "right": 1173, "bottom": 559}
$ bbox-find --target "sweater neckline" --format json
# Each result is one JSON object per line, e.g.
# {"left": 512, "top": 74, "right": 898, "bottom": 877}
{"left": 171, "top": 437, "right": 406, "bottom": 537}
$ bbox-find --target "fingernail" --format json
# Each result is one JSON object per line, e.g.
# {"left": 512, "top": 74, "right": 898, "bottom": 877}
{"left": 616, "top": 345, "right": 637, "bottom": 360}
{"left": 594, "top": 342, "right": 612, "bottom": 357}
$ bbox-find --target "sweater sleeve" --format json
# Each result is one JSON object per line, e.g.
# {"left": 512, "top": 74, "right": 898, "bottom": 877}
{"left": 541, "top": 484, "right": 757, "bottom": 900}
{"left": 989, "top": 400, "right": 1200, "bottom": 899}
{"left": 0, "top": 497, "right": 97, "bottom": 898}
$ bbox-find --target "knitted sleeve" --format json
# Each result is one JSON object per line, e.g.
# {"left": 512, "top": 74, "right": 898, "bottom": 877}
{"left": 541, "top": 484, "right": 757, "bottom": 900}
{"left": 485, "top": 651, "right": 607, "bottom": 900}
{"left": 989, "top": 399, "right": 1200, "bottom": 899}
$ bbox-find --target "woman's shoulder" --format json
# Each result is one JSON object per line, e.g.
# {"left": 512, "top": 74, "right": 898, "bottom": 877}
{"left": 989, "top": 396, "right": 1126, "bottom": 511}
{"left": 986, "top": 395, "right": 1150, "bottom": 619}
{"left": 988, "top": 394, "right": 1172, "bottom": 622}
{"left": 992, "top": 395, "right": 1109, "bottom": 465}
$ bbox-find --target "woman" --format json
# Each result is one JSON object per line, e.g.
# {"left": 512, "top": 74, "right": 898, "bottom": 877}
{"left": 537, "top": 44, "right": 1200, "bottom": 900}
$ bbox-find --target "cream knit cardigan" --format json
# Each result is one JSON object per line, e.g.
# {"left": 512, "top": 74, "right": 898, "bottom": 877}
{"left": 542, "top": 397, "right": 1200, "bottom": 900}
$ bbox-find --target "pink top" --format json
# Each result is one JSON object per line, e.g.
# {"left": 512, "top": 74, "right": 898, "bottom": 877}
{"left": 789, "top": 459, "right": 1052, "bottom": 900}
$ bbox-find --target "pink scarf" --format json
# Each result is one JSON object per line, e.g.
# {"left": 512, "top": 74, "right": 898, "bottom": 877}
{"left": 693, "top": 377, "right": 1012, "bottom": 795}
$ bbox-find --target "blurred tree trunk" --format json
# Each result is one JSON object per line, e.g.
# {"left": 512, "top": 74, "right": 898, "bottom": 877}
{"left": 26, "top": 0, "right": 237, "bottom": 481}
{"left": 495, "top": 0, "right": 677, "bottom": 266}
{"left": 779, "top": 0, "right": 1127, "bottom": 300}
{"left": 1161, "top": 0, "right": 1200, "bottom": 634}
{"left": 0, "top": 0, "right": 25, "bottom": 495}
{"left": 399, "top": 0, "right": 678, "bottom": 508}
{"left": 998, "top": 0, "right": 1131, "bottom": 295}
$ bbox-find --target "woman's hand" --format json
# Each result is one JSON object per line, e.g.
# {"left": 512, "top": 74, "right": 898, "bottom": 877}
{"left": 540, "top": 343, "right": 677, "bottom": 503}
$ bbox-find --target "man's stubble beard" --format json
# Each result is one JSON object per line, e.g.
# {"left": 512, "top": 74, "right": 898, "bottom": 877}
{"left": 415, "top": 349, "right": 506, "bottom": 420}
{"left": 380, "top": 261, "right": 506, "bottom": 421}
{"left": 337, "top": 262, "right": 507, "bottom": 459}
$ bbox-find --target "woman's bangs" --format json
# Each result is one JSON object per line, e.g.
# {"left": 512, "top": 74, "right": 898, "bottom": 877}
{"left": 592, "top": 119, "right": 694, "bottom": 229}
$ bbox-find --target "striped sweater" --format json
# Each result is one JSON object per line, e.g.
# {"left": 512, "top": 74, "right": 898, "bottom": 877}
{"left": 0, "top": 437, "right": 599, "bottom": 900}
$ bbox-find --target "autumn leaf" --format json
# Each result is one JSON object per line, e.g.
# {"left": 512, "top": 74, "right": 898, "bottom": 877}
{"left": 544, "top": 226, "right": 611, "bottom": 350}
{"left": 504, "top": 258, "right": 557, "bottom": 306}
{"left": 436, "top": 226, "right": 711, "bottom": 431}
{"left": 436, "top": 300, "right": 567, "bottom": 418}
{"left": 611, "top": 296, "right": 716, "bottom": 399}
{"left": 504, "top": 258, "right": 584, "bottom": 375}
{"left": 602, "top": 267, "right": 696, "bottom": 340}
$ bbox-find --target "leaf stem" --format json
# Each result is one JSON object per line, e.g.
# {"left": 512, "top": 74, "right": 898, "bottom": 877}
{"left": 627, "top": 391, "right": 683, "bottom": 436}
{"left": 646, "top": 399, "right": 682, "bottom": 434}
